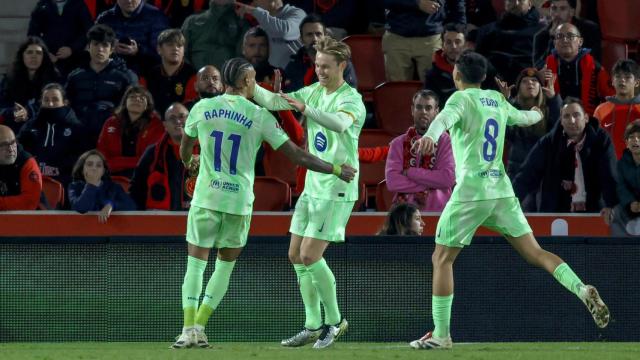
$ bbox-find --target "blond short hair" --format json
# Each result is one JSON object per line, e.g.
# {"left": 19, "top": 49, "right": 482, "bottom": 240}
{"left": 314, "top": 37, "right": 351, "bottom": 64}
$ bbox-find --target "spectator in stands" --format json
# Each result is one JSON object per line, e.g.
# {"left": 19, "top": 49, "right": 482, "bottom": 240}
{"left": 544, "top": 23, "right": 614, "bottom": 115}
{"left": 377, "top": 203, "right": 425, "bottom": 235}
{"left": 28, "top": 0, "right": 94, "bottom": 77}
{"left": 141, "top": 28, "right": 197, "bottom": 114}
{"left": 66, "top": 24, "right": 138, "bottom": 146}
{"left": 498, "top": 67, "right": 562, "bottom": 181}
{"left": 130, "top": 102, "right": 196, "bottom": 210}
{"left": 152, "top": 0, "right": 209, "bottom": 28}
{"left": 284, "top": 13, "right": 357, "bottom": 92}
{"left": 289, "top": 0, "right": 371, "bottom": 37}
{"left": 424, "top": 23, "right": 498, "bottom": 103}
{"left": 235, "top": 0, "right": 306, "bottom": 69}
{"left": 184, "top": 65, "right": 224, "bottom": 110}
{"left": 18, "top": 83, "right": 87, "bottom": 189}
{"left": 181, "top": 0, "right": 250, "bottom": 70}
{"left": 532, "top": 0, "right": 601, "bottom": 68}
{"left": 475, "top": 0, "right": 545, "bottom": 83}
{"left": 594, "top": 59, "right": 640, "bottom": 159}
{"left": 465, "top": 0, "right": 496, "bottom": 29}
{"left": 241, "top": 27, "right": 283, "bottom": 84}
{"left": 83, "top": 0, "right": 115, "bottom": 20}
{"left": 611, "top": 120, "right": 640, "bottom": 236}
{"left": 382, "top": 0, "right": 466, "bottom": 82}
{"left": 96, "top": 0, "right": 169, "bottom": 73}
{"left": 68, "top": 149, "right": 136, "bottom": 223}
{"left": 385, "top": 90, "right": 454, "bottom": 212}
{"left": 0, "top": 125, "right": 42, "bottom": 211}
{"left": 0, "top": 37, "right": 62, "bottom": 134}
{"left": 513, "top": 97, "right": 618, "bottom": 218}
{"left": 424, "top": 23, "right": 466, "bottom": 104}
{"left": 97, "top": 85, "right": 164, "bottom": 177}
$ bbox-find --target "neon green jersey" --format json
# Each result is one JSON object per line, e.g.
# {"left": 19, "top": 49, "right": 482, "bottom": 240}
{"left": 185, "top": 94, "right": 289, "bottom": 215}
{"left": 253, "top": 82, "right": 365, "bottom": 201}
{"left": 425, "top": 88, "right": 542, "bottom": 202}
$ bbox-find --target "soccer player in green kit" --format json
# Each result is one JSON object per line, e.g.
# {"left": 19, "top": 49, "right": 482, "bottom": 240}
{"left": 172, "top": 57, "right": 356, "bottom": 349}
{"left": 251, "top": 37, "right": 365, "bottom": 349}
{"left": 410, "top": 51, "right": 610, "bottom": 350}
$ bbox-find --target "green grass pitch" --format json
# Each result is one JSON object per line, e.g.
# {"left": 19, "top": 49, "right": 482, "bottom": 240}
{"left": 1, "top": 342, "right": 639, "bottom": 360}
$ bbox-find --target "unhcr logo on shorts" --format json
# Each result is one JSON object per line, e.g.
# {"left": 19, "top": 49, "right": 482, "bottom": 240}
{"left": 315, "top": 132, "right": 327, "bottom": 152}
{"left": 211, "top": 179, "right": 222, "bottom": 189}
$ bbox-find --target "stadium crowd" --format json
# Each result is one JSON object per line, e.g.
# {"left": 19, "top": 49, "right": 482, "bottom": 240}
{"left": 1, "top": 0, "right": 639, "bottom": 236}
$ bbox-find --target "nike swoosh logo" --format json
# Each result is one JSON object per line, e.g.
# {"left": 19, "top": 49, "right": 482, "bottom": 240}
{"left": 318, "top": 221, "right": 325, "bottom": 233}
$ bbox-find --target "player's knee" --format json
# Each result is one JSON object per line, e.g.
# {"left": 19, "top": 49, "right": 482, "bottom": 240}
{"left": 431, "top": 249, "right": 450, "bottom": 268}
{"left": 300, "top": 253, "right": 318, "bottom": 266}
{"left": 288, "top": 250, "right": 301, "bottom": 264}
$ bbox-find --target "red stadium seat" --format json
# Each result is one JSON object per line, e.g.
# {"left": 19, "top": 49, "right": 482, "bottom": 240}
{"left": 358, "top": 130, "right": 394, "bottom": 190}
{"left": 39, "top": 176, "right": 64, "bottom": 210}
{"left": 597, "top": 0, "right": 640, "bottom": 42}
{"left": 342, "top": 35, "right": 386, "bottom": 102}
{"left": 111, "top": 175, "right": 131, "bottom": 193}
{"left": 253, "top": 176, "right": 291, "bottom": 211}
{"left": 373, "top": 81, "right": 424, "bottom": 136}
{"left": 263, "top": 148, "right": 297, "bottom": 188}
{"left": 375, "top": 179, "right": 395, "bottom": 212}
{"left": 601, "top": 40, "right": 629, "bottom": 73}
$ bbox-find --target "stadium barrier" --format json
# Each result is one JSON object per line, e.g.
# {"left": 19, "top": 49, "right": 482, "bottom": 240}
{"left": 1, "top": 233, "right": 637, "bottom": 342}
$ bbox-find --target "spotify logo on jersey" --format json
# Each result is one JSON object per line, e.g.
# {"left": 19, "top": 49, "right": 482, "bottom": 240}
{"left": 314, "top": 132, "right": 327, "bottom": 152}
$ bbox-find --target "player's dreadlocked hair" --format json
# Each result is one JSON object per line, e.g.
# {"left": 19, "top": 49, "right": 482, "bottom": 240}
{"left": 221, "top": 57, "right": 253, "bottom": 88}
{"left": 314, "top": 36, "right": 351, "bottom": 64}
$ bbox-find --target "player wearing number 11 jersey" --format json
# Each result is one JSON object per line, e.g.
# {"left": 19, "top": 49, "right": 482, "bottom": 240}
{"left": 409, "top": 51, "right": 610, "bottom": 350}
{"left": 172, "top": 58, "right": 356, "bottom": 349}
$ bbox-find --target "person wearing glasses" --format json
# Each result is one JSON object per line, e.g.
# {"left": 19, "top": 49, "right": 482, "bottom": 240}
{"left": 129, "top": 102, "right": 197, "bottom": 210}
{"left": 532, "top": 0, "right": 601, "bottom": 69}
{"left": 543, "top": 23, "right": 614, "bottom": 115}
{"left": 0, "top": 124, "right": 42, "bottom": 211}
{"left": 97, "top": 86, "right": 164, "bottom": 177}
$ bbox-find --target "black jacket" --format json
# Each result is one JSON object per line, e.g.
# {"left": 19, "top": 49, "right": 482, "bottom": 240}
{"left": 65, "top": 57, "right": 138, "bottom": 142}
{"left": 28, "top": 0, "right": 93, "bottom": 56}
{"left": 475, "top": 7, "right": 545, "bottom": 83}
{"left": 17, "top": 106, "right": 88, "bottom": 188}
{"left": 384, "top": 0, "right": 466, "bottom": 37}
{"left": 616, "top": 149, "right": 640, "bottom": 218}
{"left": 513, "top": 118, "right": 618, "bottom": 212}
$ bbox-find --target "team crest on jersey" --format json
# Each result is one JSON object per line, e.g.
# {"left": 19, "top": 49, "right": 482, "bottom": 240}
{"left": 314, "top": 132, "right": 327, "bottom": 152}
{"left": 175, "top": 83, "right": 184, "bottom": 96}
{"left": 63, "top": 128, "right": 72, "bottom": 137}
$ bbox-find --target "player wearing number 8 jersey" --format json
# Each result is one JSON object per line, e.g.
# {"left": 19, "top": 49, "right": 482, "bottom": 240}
{"left": 172, "top": 58, "right": 356, "bottom": 349}
{"left": 409, "top": 51, "right": 610, "bottom": 350}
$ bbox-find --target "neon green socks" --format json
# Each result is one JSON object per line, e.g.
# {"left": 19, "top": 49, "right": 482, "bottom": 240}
{"left": 306, "top": 258, "right": 341, "bottom": 326}
{"left": 195, "top": 258, "right": 237, "bottom": 328}
{"left": 432, "top": 294, "right": 454, "bottom": 339}
{"left": 294, "top": 263, "right": 322, "bottom": 330}
{"left": 553, "top": 263, "right": 585, "bottom": 297}
{"left": 181, "top": 256, "right": 207, "bottom": 327}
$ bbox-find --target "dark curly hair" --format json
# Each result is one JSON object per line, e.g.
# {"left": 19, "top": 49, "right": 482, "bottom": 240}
{"left": 6, "top": 36, "right": 60, "bottom": 105}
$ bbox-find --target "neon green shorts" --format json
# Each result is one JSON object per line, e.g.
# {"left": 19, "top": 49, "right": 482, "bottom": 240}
{"left": 435, "top": 197, "right": 532, "bottom": 248}
{"left": 289, "top": 193, "right": 354, "bottom": 242}
{"left": 186, "top": 205, "right": 251, "bottom": 249}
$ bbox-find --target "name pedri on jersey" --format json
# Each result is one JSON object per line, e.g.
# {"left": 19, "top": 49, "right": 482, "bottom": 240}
{"left": 185, "top": 94, "right": 289, "bottom": 215}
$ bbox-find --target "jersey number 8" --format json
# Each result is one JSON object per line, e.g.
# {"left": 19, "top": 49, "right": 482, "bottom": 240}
{"left": 482, "top": 118, "right": 499, "bottom": 162}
